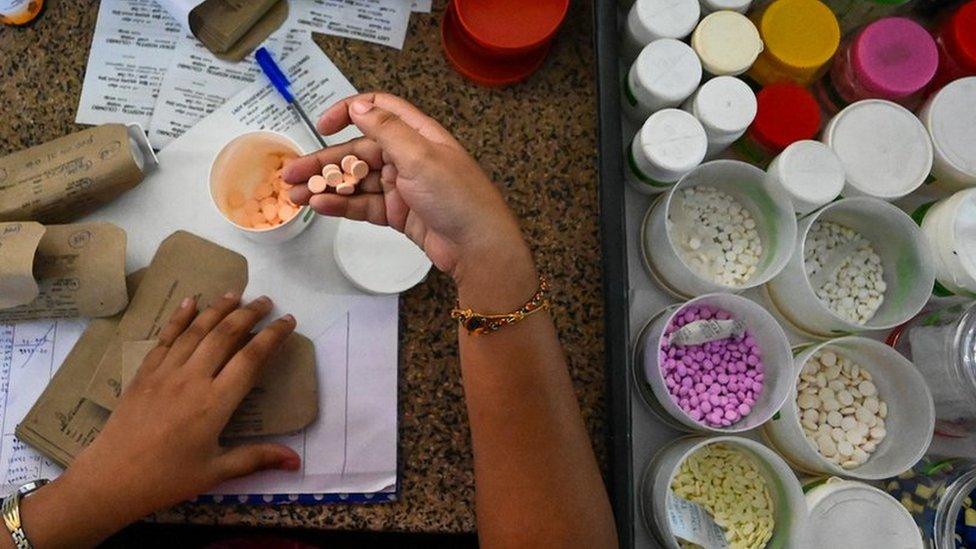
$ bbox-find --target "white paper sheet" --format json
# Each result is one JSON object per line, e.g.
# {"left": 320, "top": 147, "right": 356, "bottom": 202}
{"left": 210, "top": 297, "right": 398, "bottom": 495}
{"left": 0, "top": 320, "right": 86, "bottom": 490}
{"left": 155, "top": 0, "right": 202, "bottom": 27}
{"left": 75, "top": 0, "right": 182, "bottom": 127}
{"left": 148, "top": 28, "right": 306, "bottom": 148}
{"left": 292, "top": 0, "right": 412, "bottom": 49}
{"left": 411, "top": 0, "right": 432, "bottom": 12}
{"left": 0, "top": 297, "right": 399, "bottom": 497}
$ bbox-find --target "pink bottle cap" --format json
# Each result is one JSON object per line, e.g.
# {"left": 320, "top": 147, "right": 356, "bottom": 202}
{"left": 851, "top": 17, "right": 939, "bottom": 100}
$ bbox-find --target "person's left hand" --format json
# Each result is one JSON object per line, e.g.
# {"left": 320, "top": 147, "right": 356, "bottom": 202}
{"left": 21, "top": 293, "right": 301, "bottom": 547}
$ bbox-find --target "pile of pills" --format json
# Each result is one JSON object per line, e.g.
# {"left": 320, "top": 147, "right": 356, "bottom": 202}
{"left": 671, "top": 186, "right": 763, "bottom": 287}
{"left": 671, "top": 443, "right": 775, "bottom": 549}
{"left": 659, "top": 304, "right": 764, "bottom": 428}
{"left": 804, "top": 219, "right": 885, "bottom": 324}
{"left": 307, "top": 154, "right": 369, "bottom": 196}
{"left": 797, "top": 349, "right": 888, "bottom": 469}
{"left": 225, "top": 155, "right": 300, "bottom": 229}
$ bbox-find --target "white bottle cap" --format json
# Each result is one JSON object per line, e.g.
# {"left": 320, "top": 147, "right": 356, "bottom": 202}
{"left": 803, "top": 479, "right": 923, "bottom": 549}
{"left": 629, "top": 109, "right": 707, "bottom": 191}
{"left": 823, "top": 99, "right": 933, "bottom": 201}
{"left": 626, "top": 39, "right": 702, "bottom": 120}
{"left": 700, "top": 0, "right": 752, "bottom": 13}
{"left": 624, "top": 0, "right": 701, "bottom": 56}
{"left": 918, "top": 76, "right": 976, "bottom": 190}
{"left": 765, "top": 140, "right": 845, "bottom": 214}
{"left": 684, "top": 76, "right": 756, "bottom": 156}
{"left": 920, "top": 188, "right": 976, "bottom": 295}
{"left": 690, "top": 11, "right": 763, "bottom": 76}
{"left": 333, "top": 220, "right": 432, "bottom": 294}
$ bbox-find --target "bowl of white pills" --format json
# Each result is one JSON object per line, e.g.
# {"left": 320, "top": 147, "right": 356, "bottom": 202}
{"left": 766, "top": 196, "right": 935, "bottom": 337}
{"left": 640, "top": 435, "right": 806, "bottom": 549}
{"left": 764, "top": 336, "right": 935, "bottom": 480}
{"left": 641, "top": 159, "right": 797, "bottom": 298}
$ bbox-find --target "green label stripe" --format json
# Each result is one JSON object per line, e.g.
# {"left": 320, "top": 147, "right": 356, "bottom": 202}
{"left": 910, "top": 201, "right": 936, "bottom": 225}
{"left": 933, "top": 280, "right": 954, "bottom": 297}
{"left": 627, "top": 147, "right": 672, "bottom": 188}
{"left": 919, "top": 459, "right": 956, "bottom": 476}
{"left": 623, "top": 74, "right": 638, "bottom": 107}
{"left": 303, "top": 207, "right": 314, "bottom": 222}
{"left": 731, "top": 137, "right": 771, "bottom": 167}
{"left": 802, "top": 477, "right": 830, "bottom": 494}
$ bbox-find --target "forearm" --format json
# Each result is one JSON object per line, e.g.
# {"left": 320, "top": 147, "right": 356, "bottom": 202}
{"left": 455, "top": 246, "right": 617, "bottom": 548}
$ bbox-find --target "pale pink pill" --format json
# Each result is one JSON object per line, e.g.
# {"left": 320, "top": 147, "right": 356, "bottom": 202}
{"left": 308, "top": 175, "right": 328, "bottom": 194}
{"left": 322, "top": 163, "right": 341, "bottom": 177}
{"left": 350, "top": 160, "right": 369, "bottom": 179}
{"left": 341, "top": 154, "right": 357, "bottom": 173}
{"left": 324, "top": 170, "right": 343, "bottom": 187}
{"left": 336, "top": 183, "right": 355, "bottom": 195}
{"left": 342, "top": 173, "right": 359, "bottom": 186}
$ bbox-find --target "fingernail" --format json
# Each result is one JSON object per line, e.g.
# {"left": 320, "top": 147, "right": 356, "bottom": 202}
{"left": 224, "top": 291, "right": 238, "bottom": 299}
{"left": 279, "top": 456, "right": 301, "bottom": 470}
{"left": 281, "top": 314, "right": 295, "bottom": 324}
{"left": 180, "top": 297, "right": 193, "bottom": 308}
{"left": 351, "top": 100, "right": 373, "bottom": 115}
{"left": 256, "top": 295, "right": 271, "bottom": 305}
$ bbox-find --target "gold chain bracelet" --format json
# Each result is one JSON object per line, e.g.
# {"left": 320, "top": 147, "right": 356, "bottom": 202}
{"left": 451, "top": 276, "right": 551, "bottom": 335}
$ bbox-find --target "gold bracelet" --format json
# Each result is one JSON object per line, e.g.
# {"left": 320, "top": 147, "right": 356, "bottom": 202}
{"left": 451, "top": 276, "right": 551, "bottom": 335}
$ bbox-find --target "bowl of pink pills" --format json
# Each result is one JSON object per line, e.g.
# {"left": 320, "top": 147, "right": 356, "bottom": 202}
{"left": 635, "top": 293, "right": 793, "bottom": 433}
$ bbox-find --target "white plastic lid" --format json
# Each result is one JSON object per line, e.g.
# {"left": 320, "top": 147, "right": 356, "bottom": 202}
{"left": 921, "top": 77, "right": 976, "bottom": 186}
{"left": 633, "top": 0, "right": 700, "bottom": 41}
{"left": 691, "top": 11, "right": 763, "bottom": 76}
{"left": 824, "top": 100, "right": 933, "bottom": 200}
{"left": 700, "top": 0, "right": 752, "bottom": 13}
{"left": 922, "top": 189, "right": 976, "bottom": 293}
{"left": 689, "top": 76, "right": 757, "bottom": 136}
{"left": 634, "top": 39, "right": 703, "bottom": 104}
{"left": 333, "top": 220, "right": 432, "bottom": 295}
{"left": 639, "top": 109, "right": 708, "bottom": 173}
{"left": 772, "top": 140, "right": 845, "bottom": 212}
{"left": 803, "top": 479, "right": 923, "bottom": 549}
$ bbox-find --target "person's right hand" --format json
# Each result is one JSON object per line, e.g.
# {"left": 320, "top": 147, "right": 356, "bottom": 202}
{"left": 282, "top": 93, "right": 537, "bottom": 308}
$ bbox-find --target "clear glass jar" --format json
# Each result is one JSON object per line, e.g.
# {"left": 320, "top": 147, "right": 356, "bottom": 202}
{"left": 889, "top": 302, "right": 976, "bottom": 436}
{"left": 883, "top": 458, "right": 976, "bottom": 548}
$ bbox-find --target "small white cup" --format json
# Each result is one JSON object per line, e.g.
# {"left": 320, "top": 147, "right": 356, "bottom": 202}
{"left": 209, "top": 131, "right": 314, "bottom": 244}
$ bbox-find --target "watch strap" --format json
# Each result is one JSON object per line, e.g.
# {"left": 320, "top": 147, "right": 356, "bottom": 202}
{"left": 2, "top": 480, "right": 48, "bottom": 549}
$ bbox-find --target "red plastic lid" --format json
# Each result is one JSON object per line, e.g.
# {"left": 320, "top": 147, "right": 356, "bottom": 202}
{"left": 441, "top": 3, "right": 550, "bottom": 87}
{"left": 454, "top": 0, "right": 569, "bottom": 55}
{"left": 750, "top": 83, "right": 821, "bottom": 152}
{"left": 946, "top": 0, "right": 976, "bottom": 73}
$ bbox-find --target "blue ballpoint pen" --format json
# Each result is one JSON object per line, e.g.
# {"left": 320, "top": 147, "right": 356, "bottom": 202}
{"left": 255, "top": 47, "right": 328, "bottom": 148}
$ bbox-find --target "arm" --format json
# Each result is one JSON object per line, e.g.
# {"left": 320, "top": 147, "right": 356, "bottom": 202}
{"left": 283, "top": 93, "right": 618, "bottom": 548}
{"left": 6, "top": 294, "right": 300, "bottom": 548}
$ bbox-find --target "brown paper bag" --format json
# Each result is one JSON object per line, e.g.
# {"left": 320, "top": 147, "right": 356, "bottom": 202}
{"left": 85, "top": 230, "right": 249, "bottom": 411}
{"left": 189, "top": 0, "right": 285, "bottom": 61}
{"left": 0, "top": 221, "right": 128, "bottom": 321}
{"left": 0, "top": 124, "right": 156, "bottom": 223}
{"left": 119, "top": 334, "right": 318, "bottom": 438}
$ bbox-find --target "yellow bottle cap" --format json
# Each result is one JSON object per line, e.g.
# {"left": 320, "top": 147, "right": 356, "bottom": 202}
{"left": 750, "top": 0, "right": 840, "bottom": 85}
{"left": 691, "top": 11, "right": 764, "bottom": 76}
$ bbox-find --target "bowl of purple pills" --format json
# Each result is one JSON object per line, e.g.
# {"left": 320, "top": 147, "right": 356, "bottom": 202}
{"left": 634, "top": 292, "right": 793, "bottom": 433}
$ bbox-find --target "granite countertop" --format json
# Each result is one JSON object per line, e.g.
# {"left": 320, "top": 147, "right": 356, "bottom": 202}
{"left": 0, "top": 0, "right": 604, "bottom": 534}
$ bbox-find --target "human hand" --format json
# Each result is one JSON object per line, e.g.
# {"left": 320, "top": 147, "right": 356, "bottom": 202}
{"left": 22, "top": 294, "right": 300, "bottom": 547}
{"left": 282, "top": 93, "right": 535, "bottom": 300}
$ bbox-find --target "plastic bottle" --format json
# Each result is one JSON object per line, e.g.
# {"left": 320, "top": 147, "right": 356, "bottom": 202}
{"left": 928, "top": 0, "right": 976, "bottom": 94}
{"left": 747, "top": 0, "right": 840, "bottom": 87}
{"left": 731, "top": 83, "right": 821, "bottom": 167}
{"left": 815, "top": 17, "right": 938, "bottom": 113}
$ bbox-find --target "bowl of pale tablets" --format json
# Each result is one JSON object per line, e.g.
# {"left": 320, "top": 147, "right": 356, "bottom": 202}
{"left": 764, "top": 336, "right": 935, "bottom": 480}
{"left": 641, "top": 159, "right": 797, "bottom": 298}
{"left": 640, "top": 436, "right": 806, "bottom": 549}
{"left": 209, "top": 131, "right": 313, "bottom": 243}
{"left": 766, "top": 196, "right": 935, "bottom": 336}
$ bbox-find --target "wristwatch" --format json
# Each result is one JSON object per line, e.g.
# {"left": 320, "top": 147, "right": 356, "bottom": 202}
{"left": 2, "top": 480, "right": 48, "bottom": 549}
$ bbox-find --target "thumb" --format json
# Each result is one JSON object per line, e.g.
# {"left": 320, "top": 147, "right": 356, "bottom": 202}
{"left": 348, "top": 98, "right": 431, "bottom": 175}
{"left": 217, "top": 443, "right": 301, "bottom": 480}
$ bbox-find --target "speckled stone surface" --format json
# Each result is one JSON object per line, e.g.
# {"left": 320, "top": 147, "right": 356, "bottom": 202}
{"left": 0, "top": 0, "right": 604, "bottom": 534}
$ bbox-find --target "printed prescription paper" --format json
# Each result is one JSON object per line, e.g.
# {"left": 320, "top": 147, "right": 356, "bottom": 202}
{"left": 291, "top": 0, "right": 412, "bottom": 50}
{"left": 148, "top": 28, "right": 305, "bottom": 148}
{"left": 75, "top": 0, "right": 182, "bottom": 127}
